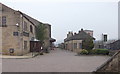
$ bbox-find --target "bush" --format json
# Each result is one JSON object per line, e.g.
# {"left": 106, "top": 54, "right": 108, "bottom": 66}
{"left": 80, "top": 49, "right": 89, "bottom": 55}
{"left": 88, "top": 49, "right": 96, "bottom": 54}
{"left": 82, "top": 39, "right": 94, "bottom": 50}
{"left": 94, "top": 49, "right": 109, "bottom": 55}
{"left": 40, "top": 52, "right": 44, "bottom": 55}
{"left": 39, "top": 51, "right": 44, "bottom": 55}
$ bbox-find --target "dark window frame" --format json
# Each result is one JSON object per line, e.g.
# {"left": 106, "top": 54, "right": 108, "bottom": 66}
{"left": 13, "top": 32, "right": 19, "bottom": 36}
{"left": 0, "top": 16, "right": 7, "bottom": 27}
{"left": 2, "top": 16, "right": 6, "bottom": 25}
{"left": 74, "top": 43, "right": 77, "bottom": 49}
{"left": 23, "top": 31, "right": 29, "bottom": 37}
{"left": 30, "top": 25, "right": 33, "bottom": 33}
{"left": 23, "top": 21, "right": 27, "bottom": 31}
{"left": 24, "top": 41, "right": 27, "bottom": 50}
{"left": 79, "top": 43, "right": 82, "bottom": 49}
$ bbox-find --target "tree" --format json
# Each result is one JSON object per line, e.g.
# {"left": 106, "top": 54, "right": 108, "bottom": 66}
{"left": 82, "top": 39, "right": 94, "bottom": 52}
{"left": 35, "top": 23, "right": 46, "bottom": 43}
{"left": 35, "top": 24, "right": 46, "bottom": 54}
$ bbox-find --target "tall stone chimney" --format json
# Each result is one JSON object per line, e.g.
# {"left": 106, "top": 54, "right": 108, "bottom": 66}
{"left": 74, "top": 32, "right": 77, "bottom": 35}
{"left": 67, "top": 31, "right": 73, "bottom": 38}
{"left": 81, "top": 28, "right": 83, "bottom": 31}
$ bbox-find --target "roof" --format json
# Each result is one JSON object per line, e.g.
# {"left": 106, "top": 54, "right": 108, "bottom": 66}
{"left": 1, "top": 3, "right": 51, "bottom": 27}
{"left": 84, "top": 30, "right": 93, "bottom": 32}
{"left": 64, "top": 30, "right": 95, "bottom": 42}
{"left": 18, "top": 11, "right": 42, "bottom": 26}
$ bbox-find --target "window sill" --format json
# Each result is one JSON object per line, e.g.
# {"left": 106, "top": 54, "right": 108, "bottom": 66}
{"left": 0, "top": 25, "right": 7, "bottom": 27}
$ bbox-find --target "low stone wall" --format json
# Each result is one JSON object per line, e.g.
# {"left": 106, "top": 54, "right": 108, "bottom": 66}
{"left": 94, "top": 50, "right": 120, "bottom": 72}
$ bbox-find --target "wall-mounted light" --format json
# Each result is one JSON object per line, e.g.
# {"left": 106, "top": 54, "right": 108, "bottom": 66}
{"left": 16, "top": 23, "right": 19, "bottom": 27}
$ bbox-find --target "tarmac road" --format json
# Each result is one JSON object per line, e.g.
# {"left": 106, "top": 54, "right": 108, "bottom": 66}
{"left": 2, "top": 48, "right": 110, "bottom": 72}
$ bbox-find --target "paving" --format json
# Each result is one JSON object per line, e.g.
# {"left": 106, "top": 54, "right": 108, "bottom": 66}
{"left": 2, "top": 48, "right": 111, "bottom": 72}
{"left": 0, "top": 52, "right": 39, "bottom": 59}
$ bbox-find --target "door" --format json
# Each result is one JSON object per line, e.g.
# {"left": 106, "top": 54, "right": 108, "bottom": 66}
{"left": 30, "top": 41, "right": 42, "bottom": 52}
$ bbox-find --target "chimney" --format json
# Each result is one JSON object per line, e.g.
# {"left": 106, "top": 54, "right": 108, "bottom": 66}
{"left": 67, "top": 31, "right": 73, "bottom": 38}
{"left": 68, "top": 31, "right": 71, "bottom": 34}
{"left": 81, "top": 28, "right": 83, "bottom": 31}
{"left": 74, "top": 32, "right": 77, "bottom": 35}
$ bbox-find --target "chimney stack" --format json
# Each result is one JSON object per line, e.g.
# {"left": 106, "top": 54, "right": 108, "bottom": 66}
{"left": 74, "top": 32, "right": 77, "bottom": 35}
{"left": 81, "top": 28, "right": 83, "bottom": 31}
{"left": 67, "top": 31, "right": 73, "bottom": 38}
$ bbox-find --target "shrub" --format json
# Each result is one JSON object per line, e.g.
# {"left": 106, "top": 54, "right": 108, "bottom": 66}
{"left": 40, "top": 52, "right": 44, "bottom": 55}
{"left": 95, "top": 49, "right": 109, "bottom": 55}
{"left": 80, "top": 49, "right": 89, "bottom": 55}
{"left": 82, "top": 39, "right": 94, "bottom": 51}
{"left": 89, "top": 49, "right": 96, "bottom": 54}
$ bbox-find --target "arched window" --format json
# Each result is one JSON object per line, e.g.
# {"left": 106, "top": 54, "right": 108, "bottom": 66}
{"left": 30, "top": 25, "right": 33, "bottom": 33}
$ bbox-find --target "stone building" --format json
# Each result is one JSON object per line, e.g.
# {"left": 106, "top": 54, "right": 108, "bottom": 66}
{"left": 64, "top": 29, "right": 95, "bottom": 52}
{"left": 58, "top": 43, "right": 65, "bottom": 49}
{"left": 0, "top": 3, "right": 53, "bottom": 55}
{"left": 84, "top": 30, "right": 93, "bottom": 37}
{"left": 106, "top": 40, "right": 120, "bottom": 50}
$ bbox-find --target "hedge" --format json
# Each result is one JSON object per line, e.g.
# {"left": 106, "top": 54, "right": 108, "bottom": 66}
{"left": 94, "top": 49, "right": 109, "bottom": 55}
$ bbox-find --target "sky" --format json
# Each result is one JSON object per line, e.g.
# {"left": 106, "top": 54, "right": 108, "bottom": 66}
{"left": 1, "top": 0, "right": 119, "bottom": 43}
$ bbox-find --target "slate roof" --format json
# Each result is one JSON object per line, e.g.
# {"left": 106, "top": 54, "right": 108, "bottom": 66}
{"left": 64, "top": 30, "right": 95, "bottom": 42}
{"left": 18, "top": 11, "right": 43, "bottom": 26}
{"left": 107, "top": 40, "right": 120, "bottom": 50}
{"left": 1, "top": 3, "right": 55, "bottom": 41}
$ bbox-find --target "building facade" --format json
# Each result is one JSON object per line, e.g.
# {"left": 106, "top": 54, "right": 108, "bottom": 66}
{"left": 64, "top": 29, "right": 95, "bottom": 52}
{"left": 84, "top": 30, "right": 93, "bottom": 37}
{"left": 0, "top": 3, "right": 52, "bottom": 55}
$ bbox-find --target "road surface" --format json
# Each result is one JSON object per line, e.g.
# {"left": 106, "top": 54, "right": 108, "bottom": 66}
{"left": 2, "top": 48, "right": 110, "bottom": 72}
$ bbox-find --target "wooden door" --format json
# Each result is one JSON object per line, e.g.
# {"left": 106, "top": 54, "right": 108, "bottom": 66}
{"left": 30, "top": 41, "right": 42, "bottom": 52}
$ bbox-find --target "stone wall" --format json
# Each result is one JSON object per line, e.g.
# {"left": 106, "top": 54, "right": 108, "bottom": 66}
{"left": 1, "top": 4, "right": 36, "bottom": 55}
{"left": 1, "top": 4, "right": 22, "bottom": 55}
{"left": 64, "top": 40, "right": 82, "bottom": 52}
{"left": 94, "top": 50, "right": 120, "bottom": 72}
{"left": 1, "top": 3, "right": 52, "bottom": 55}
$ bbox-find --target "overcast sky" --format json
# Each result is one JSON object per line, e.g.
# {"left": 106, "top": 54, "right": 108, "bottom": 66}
{"left": 1, "top": 0, "right": 119, "bottom": 43}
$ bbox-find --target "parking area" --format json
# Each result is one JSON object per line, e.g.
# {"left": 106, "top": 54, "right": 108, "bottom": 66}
{"left": 2, "top": 48, "right": 110, "bottom": 72}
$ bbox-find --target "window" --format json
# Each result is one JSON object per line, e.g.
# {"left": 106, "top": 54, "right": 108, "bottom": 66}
{"left": 24, "top": 21, "right": 27, "bottom": 31}
{"left": 23, "top": 31, "right": 29, "bottom": 37}
{"left": 30, "top": 25, "right": 33, "bottom": 33}
{"left": 74, "top": 43, "right": 77, "bottom": 49}
{"left": 13, "top": 32, "right": 19, "bottom": 36}
{"left": 2, "top": 16, "right": 6, "bottom": 25}
{"left": 104, "top": 35, "right": 107, "bottom": 42}
{"left": 24, "top": 41, "right": 27, "bottom": 50}
{"left": 79, "top": 43, "right": 82, "bottom": 49}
